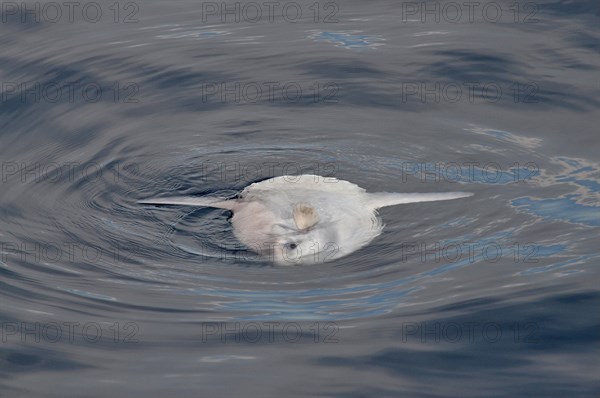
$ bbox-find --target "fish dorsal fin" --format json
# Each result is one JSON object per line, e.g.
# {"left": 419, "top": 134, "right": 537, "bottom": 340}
{"left": 293, "top": 203, "right": 320, "bottom": 230}
{"left": 138, "top": 196, "right": 237, "bottom": 211}
{"left": 366, "top": 192, "right": 474, "bottom": 209}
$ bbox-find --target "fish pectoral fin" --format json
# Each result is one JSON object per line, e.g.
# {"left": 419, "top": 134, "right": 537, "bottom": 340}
{"left": 138, "top": 196, "right": 236, "bottom": 210}
{"left": 293, "top": 203, "right": 320, "bottom": 230}
{"left": 367, "top": 192, "right": 473, "bottom": 209}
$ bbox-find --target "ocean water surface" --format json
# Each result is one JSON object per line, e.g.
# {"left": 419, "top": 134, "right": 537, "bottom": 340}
{"left": 1, "top": 0, "right": 599, "bottom": 396}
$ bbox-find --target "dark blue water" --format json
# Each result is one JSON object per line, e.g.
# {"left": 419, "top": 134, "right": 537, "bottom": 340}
{"left": 1, "top": 0, "right": 599, "bottom": 396}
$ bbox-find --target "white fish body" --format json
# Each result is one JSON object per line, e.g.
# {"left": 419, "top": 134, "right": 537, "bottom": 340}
{"left": 140, "top": 175, "right": 473, "bottom": 265}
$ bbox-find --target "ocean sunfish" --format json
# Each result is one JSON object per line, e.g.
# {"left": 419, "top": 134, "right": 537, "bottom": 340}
{"left": 139, "top": 174, "right": 473, "bottom": 265}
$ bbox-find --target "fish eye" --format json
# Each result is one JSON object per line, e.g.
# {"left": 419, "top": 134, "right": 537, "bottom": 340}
{"left": 285, "top": 242, "right": 298, "bottom": 250}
